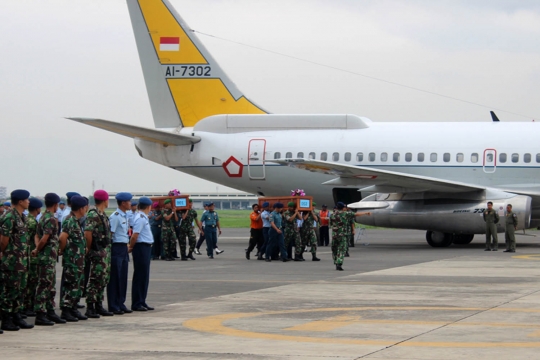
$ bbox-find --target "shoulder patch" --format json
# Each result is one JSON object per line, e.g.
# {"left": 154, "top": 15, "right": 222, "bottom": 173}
{"left": 513, "top": 213, "right": 517, "bottom": 217}
{"left": 114, "top": 212, "right": 119, "bottom": 215}
{"left": 140, "top": 214, "right": 144, "bottom": 218}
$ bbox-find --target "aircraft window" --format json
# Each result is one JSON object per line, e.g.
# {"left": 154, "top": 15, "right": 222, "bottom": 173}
{"left": 486, "top": 154, "right": 493, "bottom": 163}
{"left": 369, "top": 152, "right": 376, "bottom": 162}
{"left": 393, "top": 152, "right": 400, "bottom": 162}
{"left": 286, "top": 152, "right": 292, "bottom": 159}
{"left": 499, "top": 153, "right": 507, "bottom": 163}
{"left": 443, "top": 153, "right": 450, "bottom": 162}
{"left": 344, "top": 152, "right": 351, "bottom": 162}
{"left": 297, "top": 152, "right": 304, "bottom": 158}
{"left": 357, "top": 153, "right": 364, "bottom": 162}
{"left": 512, "top": 153, "right": 519, "bottom": 163}
{"left": 321, "top": 152, "right": 328, "bottom": 161}
{"left": 405, "top": 153, "right": 412, "bottom": 162}
{"left": 430, "top": 153, "right": 438, "bottom": 162}
{"left": 332, "top": 152, "right": 340, "bottom": 161}
{"left": 308, "top": 152, "right": 316, "bottom": 159}
{"left": 274, "top": 152, "right": 281, "bottom": 159}
{"left": 381, "top": 152, "right": 388, "bottom": 162}
{"left": 537, "top": 154, "right": 540, "bottom": 163}
{"left": 524, "top": 153, "right": 531, "bottom": 163}
{"left": 417, "top": 153, "right": 425, "bottom": 162}
{"left": 456, "top": 153, "right": 464, "bottom": 163}
{"left": 471, "top": 153, "right": 478, "bottom": 163}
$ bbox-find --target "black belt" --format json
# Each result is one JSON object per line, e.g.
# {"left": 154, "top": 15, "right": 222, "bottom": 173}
{"left": 135, "top": 243, "right": 152, "bottom": 247}
{"left": 112, "top": 243, "right": 128, "bottom": 246}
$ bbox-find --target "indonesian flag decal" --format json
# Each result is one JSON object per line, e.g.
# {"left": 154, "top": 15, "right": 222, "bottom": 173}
{"left": 160, "top": 37, "right": 180, "bottom": 51}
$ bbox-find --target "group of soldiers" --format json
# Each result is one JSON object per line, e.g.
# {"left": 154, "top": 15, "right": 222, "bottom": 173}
{"left": 246, "top": 201, "right": 370, "bottom": 270}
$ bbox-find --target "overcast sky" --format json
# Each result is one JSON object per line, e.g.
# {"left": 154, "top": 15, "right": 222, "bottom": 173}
{"left": 1, "top": 0, "right": 539, "bottom": 197}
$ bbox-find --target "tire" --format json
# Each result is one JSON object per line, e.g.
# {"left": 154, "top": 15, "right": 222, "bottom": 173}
{"left": 426, "top": 231, "right": 453, "bottom": 248}
{"left": 452, "top": 234, "right": 474, "bottom": 245}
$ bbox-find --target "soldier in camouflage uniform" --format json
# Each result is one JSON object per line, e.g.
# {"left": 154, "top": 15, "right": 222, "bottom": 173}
{"left": 33, "top": 193, "right": 65, "bottom": 326}
{"left": 84, "top": 190, "right": 114, "bottom": 318}
{"left": 23, "top": 198, "right": 43, "bottom": 317}
{"left": 504, "top": 204, "right": 518, "bottom": 253}
{"left": 0, "top": 190, "right": 33, "bottom": 331}
{"left": 180, "top": 199, "right": 202, "bottom": 261}
{"left": 330, "top": 202, "right": 370, "bottom": 271}
{"left": 59, "top": 196, "right": 89, "bottom": 322}
{"left": 283, "top": 202, "right": 301, "bottom": 261}
{"left": 300, "top": 208, "right": 320, "bottom": 261}
{"left": 161, "top": 199, "right": 178, "bottom": 261}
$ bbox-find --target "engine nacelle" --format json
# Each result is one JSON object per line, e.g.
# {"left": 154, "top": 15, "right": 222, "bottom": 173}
{"left": 353, "top": 194, "right": 532, "bottom": 234}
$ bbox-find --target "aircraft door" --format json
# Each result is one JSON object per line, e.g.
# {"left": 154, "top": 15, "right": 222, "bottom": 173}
{"left": 248, "top": 139, "right": 266, "bottom": 180}
{"left": 483, "top": 149, "right": 496, "bottom": 173}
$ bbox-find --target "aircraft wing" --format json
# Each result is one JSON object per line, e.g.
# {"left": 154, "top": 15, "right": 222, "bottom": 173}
{"left": 67, "top": 117, "right": 200, "bottom": 146}
{"left": 271, "top": 159, "right": 484, "bottom": 193}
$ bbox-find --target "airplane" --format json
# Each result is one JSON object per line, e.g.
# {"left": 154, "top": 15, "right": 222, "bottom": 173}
{"left": 69, "top": 0, "right": 540, "bottom": 248}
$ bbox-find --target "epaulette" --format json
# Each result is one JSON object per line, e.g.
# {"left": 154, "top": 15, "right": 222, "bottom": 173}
{"left": 140, "top": 214, "right": 144, "bottom": 218}
{"left": 114, "top": 212, "right": 119, "bottom": 215}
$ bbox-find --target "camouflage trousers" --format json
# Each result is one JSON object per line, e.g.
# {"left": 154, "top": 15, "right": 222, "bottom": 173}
{"left": 179, "top": 227, "right": 197, "bottom": 254}
{"left": 60, "top": 264, "right": 85, "bottom": 308}
{"left": 300, "top": 227, "right": 318, "bottom": 255}
{"left": 34, "top": 260, "right": 57, "bottom": 312}
{"left": 24, "top": 259, "right": 38, "bottom": 312}
{"left": 284, "top": 230, "right": 302, "bottom": 256}
{"left": 162, "top": 228, "right": 177, "bottom": 257}
{"left": 0, "top": 270, "right": 25, "bottom": 313}
{"left": 86, "top": 248, "right": 111, "bottom": 304}
{"left": 331, "top": 235, "right": 348, "bottom": 266}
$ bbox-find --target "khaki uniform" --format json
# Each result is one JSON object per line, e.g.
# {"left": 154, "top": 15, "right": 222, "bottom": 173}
{"left": 483, "top": 209, "right": 499, "bottom": 250}
{"left": 505, "top": 211, "right": 518, "bottom": 251}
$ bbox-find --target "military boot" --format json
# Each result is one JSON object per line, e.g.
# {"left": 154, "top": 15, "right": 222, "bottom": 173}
{"left": 257, "top": 252, "right": 264, "bottom": 260}
{"left": 71, "top": 306, "right": 88, "bottom": 320}
{"left": 312, "top": 254, "right": 321, "bottom": 261}
{"left": 61, "top": 308, "right": 78, "bottom": 322}
{"left": 25, "top": 309, "right": 37, "bottom": 317}
{"left": 12, "top": 312, "right": 34, "bottom": 329}
{"left": 1, "top": 312, "right": 20, "bottom": 331}
{"left": 95, "top": 303, "right": 114, "bottom": 316}
{"left": 187, "top": 251, "right": 196, "bottom": 260}
{"left": 34, "top": 312, "right": 54, "bottom": 326}
{"left": 181, "top": 250, "right": 188, "bottom": 261}
{"left": 85, "top": 303, "right": 100, "bottom": 319}
{"left": 336, "top": 264, "right": 344, "bottom": 271}
{"left": 47, "top": 310, "right": 67, "bottom": 324}
{"left": 293, "top": 255, "right": 302, "bottom": 261}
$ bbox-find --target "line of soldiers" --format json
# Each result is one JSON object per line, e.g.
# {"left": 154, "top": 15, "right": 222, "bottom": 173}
{"left": 246, "top": 201, "right": 370, "bottom": 270}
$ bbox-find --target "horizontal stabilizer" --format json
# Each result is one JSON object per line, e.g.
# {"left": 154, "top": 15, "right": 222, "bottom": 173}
{"left": 67, "top": 117, "right": 200, "bottom": 146}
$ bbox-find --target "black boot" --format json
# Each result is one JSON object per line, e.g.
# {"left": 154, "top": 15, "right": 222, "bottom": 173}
{"left": 312, "top": 254, "right": 320, "bottom": 261}
{"left": 245, "top": 250, "right": 250, "bottom": 260}
{"left": 1, "top": 312, "right": 20, "bottom": 331}
{"left": 95, "top": 303, "right": 114, "bottom": 316}
{"left": 294, "top": 255, "right": 302, "bottom": 262}
{"left": 85, "top": 303, "right": 100, "bottom": 319}
{"left": 336, "top": 264, "right": 344, "bottom": 271}
{"left": 61, "top": 308, "right": 78, "bottom": 322}
{"left": 299, "top": 254, "right": 305, "bottom": 261}
{"left": 187, "top": 251, "right": 196, "bottom": 260}
{"left": 345, "top": 251, "right": 350, "bottom": 257}
{"left": 13, "top": 312, "right": 34, "bottom": 329}
{"left": 47, "top": 309, "right": 67, "bottom": 324}
{"left": 34, "top": 312, "right": 54, "bottom": 326}
{"left": 181, "top": 250, "right": 188, "bottom": 261}
{"left": 257, "top": 252, "right": 264, "bottom": 260}
{"left": 71, "top": 306, "right": 88, "bottom": 320}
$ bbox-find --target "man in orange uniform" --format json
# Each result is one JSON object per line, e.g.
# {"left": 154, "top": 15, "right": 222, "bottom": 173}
{"left": 319, "top": 205, "right": 330, "bottom": 246}
{"left": 245, "top": 204, "right": 264, "bottom": 260}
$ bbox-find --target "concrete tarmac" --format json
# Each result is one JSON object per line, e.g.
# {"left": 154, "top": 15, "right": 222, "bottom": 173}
{"left": 2, "top": 229, "right": 540, "bottom": 359}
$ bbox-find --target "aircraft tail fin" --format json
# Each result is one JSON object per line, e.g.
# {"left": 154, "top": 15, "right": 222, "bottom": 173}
{"left": 127, "top": 0, "right": 267, "bottom": 129}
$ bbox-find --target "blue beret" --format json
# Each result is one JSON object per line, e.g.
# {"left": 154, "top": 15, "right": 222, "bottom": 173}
{"left": 139, "top": 197, "right": 152, "bottom": 206}
{"left": 115, "top": 192, "right": 133, "bottom": 202}
{"left": 44, "top": 193, "right": 61, "bottom": 204}
{"left": 131, "top": 200, "right": 138, "bottom": 206}
{"left": 274, "top": 202, "right": 284, "bottom": 209}
{"left": 59, "top": 201, "right": 65, "bottom": 205}
{"left": 207, "top": 202, "right": 214, "bottom": 206}
{"left": 3, "top": 201, "right": 11, "bottom": 206}
{"left": 337, "top": 202, "right": 346, "bottom": 210}
{"left": 70, "top": 195, "right": 88, "bottom": 209}
{"left": 66, "top": 192, "right": 80, "bottom": 199}
{"left": 29, "top": 198, "right": 43, "bottom": 209}
{"left": 11, "top": 190, "right": 30, "bottom": 202}
{"left": 262, "top": 202, "right": 269, "bottom": 207}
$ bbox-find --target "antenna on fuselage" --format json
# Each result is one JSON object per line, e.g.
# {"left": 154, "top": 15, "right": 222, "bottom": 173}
{"left": 490, "top": 111, "right": 500, "bottom": 122}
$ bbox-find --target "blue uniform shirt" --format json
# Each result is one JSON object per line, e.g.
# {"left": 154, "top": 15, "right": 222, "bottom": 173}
{"left": 269, "top": 211, "right": 282, "bottom": 229}
{"left": 109, "top": 209, "right": 130, "bottom": 244}
{"left": 201, "top": 211, "right": 219, "bottom": 227}
{"left": 148, "top": 210, "right": 162, "bottom": 227}
{"left": 132, "top": 212, "right": 154, "bottom": 244}
{"left": 126, "top": 210, "right": 138, "bottom": 227}
{"left": 261, "top": 210, "right": 271, "bottom": 228}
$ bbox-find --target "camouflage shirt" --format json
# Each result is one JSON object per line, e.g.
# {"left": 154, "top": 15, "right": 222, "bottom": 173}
{"left": 302, "top": 211, "right": 317, "bottom": 231}
{"left": 26, "top": 213, "right": 38, "bottom": 258}
{"left": 0, "top": 208, "right": 28, "bottom": 271}
{"left": 283, "top": 210, "right": 299, "bottom": 233}
{"left": 180, "top": 209, "right": 197, "bottom": 231}
{"left": 85, "top": 208, "right": 111, "bottom": 253}
{"left": 330, "top": 210, "right": 355, "bottom": 237}
{"left": 62, "top": 213, "right": 86, "bottom": 268}
{"left": 36, "top": 210, "right": 59, "bottom": 263}
{"left": 162, "top": 209, "right": 175, "bottom": 230}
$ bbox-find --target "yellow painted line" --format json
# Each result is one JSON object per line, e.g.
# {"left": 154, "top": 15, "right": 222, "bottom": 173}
{"left": 183, "top": 306, "right": 540, "bottom": 348}
{"left": 512, "top": 254, "right": 540, "bottom": 260}
{"left": 285, "top": 315, "right": 363, "bottom": 332}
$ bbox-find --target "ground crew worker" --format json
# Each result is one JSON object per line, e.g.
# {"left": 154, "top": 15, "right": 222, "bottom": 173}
{"left": 504, "top": 204, "right": 518, "bottom": 253}
{"left": 129, "top": 197, "right": 155, "bottom": 312}
{"left": 0, "top": 190, "right": 33, "bottom": 331}
{"left": 246, "top": 204, "right": 263, "bottom": 260}
{"left": 58, "top": 196, "right": 88, "bottom": 322}
{"left": 200, "top": 202, "right": 221, "bottom": 259}
{"left": 319, "top": 205, "right": 330, "bottom": 246}
{"left": 161, "top": 199, "right": 178, "bottom": 261}
{"left": 283, "top": 202, "right": 301, "bottom": 261}
{"left": 300, "top": 207, "right": 320, "bottom": 262}
{"left": 23, "top": 198, "right": 42, "bottom": 317}
{"left": 483, "top": 201, "right": 499, "bottom": 251}
{"left": 107, "top": 192, "right": 132, "bottom": 315}
{"left": 85, "top": 189, "right": 113, "bottom": 318}
{"left": 149, "top": 202, "right": 163, "bottom": 260}
{"left": 180, "top": 199, "right": 201, "bottom": 261}
{"left": 33, "top": 192, "right": 65, "bottom": 326}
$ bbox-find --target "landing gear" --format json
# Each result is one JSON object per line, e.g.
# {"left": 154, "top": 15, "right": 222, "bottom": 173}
{"left": 426, "top": 231, "right": 453, "bottom": 248}
{"left": 452, "top": 234, "right": 474, "bottom": 245}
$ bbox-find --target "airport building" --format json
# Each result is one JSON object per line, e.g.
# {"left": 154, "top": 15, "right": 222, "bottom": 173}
{"left": 0, "top": 186, "right": 7, "bottom": 200}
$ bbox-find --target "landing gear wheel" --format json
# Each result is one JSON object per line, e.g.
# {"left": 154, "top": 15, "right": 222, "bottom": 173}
{"left": 426, "top": 231, "right": 453, "bottom": 248}
{"left": 452, "top": 234, "right": 474, "bottom": 245}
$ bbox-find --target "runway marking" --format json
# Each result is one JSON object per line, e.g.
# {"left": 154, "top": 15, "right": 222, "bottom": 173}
{"left": 183, "top": 306, "right": 540, "bottom": 348}
{"left": 512, "top": 254, "right": 540, "bottom": 260}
